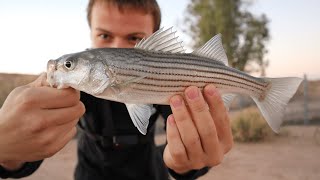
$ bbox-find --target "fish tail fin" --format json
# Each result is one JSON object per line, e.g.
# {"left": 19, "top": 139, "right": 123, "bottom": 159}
{"left": 251, "top": 77, "right": 303, "bottom": 133}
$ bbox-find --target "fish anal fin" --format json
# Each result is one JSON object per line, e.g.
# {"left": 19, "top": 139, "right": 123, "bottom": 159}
{"left": 125, "top": 104, "right": 156, "bottom": 135}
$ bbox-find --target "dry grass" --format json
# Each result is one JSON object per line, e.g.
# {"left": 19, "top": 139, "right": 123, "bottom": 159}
{"left": 231, "top": 107, "right": 274, "bottom": 142}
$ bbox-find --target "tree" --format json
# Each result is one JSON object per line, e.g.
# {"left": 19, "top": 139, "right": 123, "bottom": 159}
{"left": 184, "top": 0, "right": 270, "bottom": 75}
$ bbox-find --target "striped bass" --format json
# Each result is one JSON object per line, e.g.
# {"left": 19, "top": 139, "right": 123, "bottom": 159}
{"left": 46, "top": 27, "right": 302, "bottom": 135}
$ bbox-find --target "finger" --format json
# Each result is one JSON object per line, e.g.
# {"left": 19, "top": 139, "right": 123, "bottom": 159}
{"left": 163, "top": 146, "right": 189, "bottom": 174}
{"left": 25, "top": 87, "right": 80, "bottom": 109}
{"left": 184, "top": 86, "right": 219, "bottom": 154}
{"left": 204, "top": 84, "right": 233, "bottom": 153}
{"left": 39, "top": 117, "right": 79, "bottom": 146}
{"left": 166, "top": 115, "right": 189, "bottom": 166}
{"left": 169, "top": 95, "right": 203, "bottom": 160}
{"left": 45, "top": 127, "right": 77, "bottom": 158}
{"left": 42, "top": 102, "right": 85, "bottom": 127}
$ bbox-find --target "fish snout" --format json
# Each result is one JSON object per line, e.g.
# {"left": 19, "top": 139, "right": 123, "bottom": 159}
{"left": 47, "top": 60, "right": 57, "bottom": 87}
{"left": 47, "top": 60, "right": 57, "bottom": 71}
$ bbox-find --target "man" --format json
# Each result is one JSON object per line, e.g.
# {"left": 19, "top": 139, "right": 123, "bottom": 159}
{"left": 0, "top": 0, "right": 233, "bottom": 179}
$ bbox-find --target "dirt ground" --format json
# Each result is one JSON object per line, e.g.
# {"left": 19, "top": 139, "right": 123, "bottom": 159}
{"left": 11, "top": 125, "right": 320, "bottom": 180}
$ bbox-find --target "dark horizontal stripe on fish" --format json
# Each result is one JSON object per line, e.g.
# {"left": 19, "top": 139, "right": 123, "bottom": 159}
{"left": 110, "top": 48, "right": 264, "bottom": 86}
{"left": 112, "top": 66, "right": 267, "bottom": 92}
{"left": 137, "top": 63, "right": 265, "bottom": 88}
{"left": 134, "top": 49, "right": 263, "bottom": 84}
{"left": 116, "top": 72, "right": 263, "bottom": 93}
{"left": 130, "top": 81, "right": 258, "bottom": 93}
{"left": 111, "top": 63, "right": 266, "bottom": 89}
{"left": 136, "top": 49, "right": 226, "bottom": 67}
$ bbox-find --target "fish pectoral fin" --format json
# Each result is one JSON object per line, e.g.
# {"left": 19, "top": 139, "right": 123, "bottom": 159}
{"left": 192, "top": 34, "right": 229, "bottom": 66}
{"left": 125, "top": 103, "right": 155, "bottom": 135}
{"left": 134, "top": 27, "right": 185, "bottom": 54}
{"left": 222, "top": 93, "right": 237, "bottom": 110}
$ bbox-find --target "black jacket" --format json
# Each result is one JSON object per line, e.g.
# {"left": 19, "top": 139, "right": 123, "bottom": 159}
{"left": 0, "top": 92, "right": 208, "bottom": 179}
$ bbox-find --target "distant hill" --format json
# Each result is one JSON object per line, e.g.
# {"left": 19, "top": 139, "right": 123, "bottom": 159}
{"left": 0, "top": 73, "right": 37, "bottom": 107}
{"left": 0, "top": 73, "right": 319, "bottom": 107}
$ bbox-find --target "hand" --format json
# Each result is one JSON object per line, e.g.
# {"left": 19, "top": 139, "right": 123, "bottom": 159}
{"left": 0, "top": 73, "right": 85, "bottom": 169}
{"left": 163, "top": 84, "right": 233, "bottom": 174}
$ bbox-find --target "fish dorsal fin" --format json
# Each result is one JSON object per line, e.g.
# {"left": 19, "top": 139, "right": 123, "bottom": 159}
{"left": 135, "top": 27, "right": 185, "bottom": 53}
{"left": 192, "top": 34, "right": 229, "bottom": 66}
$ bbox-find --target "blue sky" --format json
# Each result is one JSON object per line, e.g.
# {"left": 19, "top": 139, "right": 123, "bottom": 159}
{"left": 0, "top": 0, "right": 319, "bottom": 79}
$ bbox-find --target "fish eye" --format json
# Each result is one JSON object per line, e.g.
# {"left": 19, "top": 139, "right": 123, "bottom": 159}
{"left": 64, "top": 60, "right": 74, "bottom": 70}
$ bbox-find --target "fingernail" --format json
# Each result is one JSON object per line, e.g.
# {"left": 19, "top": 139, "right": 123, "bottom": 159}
{"left": 206, "top": 85, "right": 216, "bottom": 96}
{"left": 168, "top": 115, "right": 175, "bottom": 126}
{"left": 170, "top": 96, "right": 182, "bottom": 108}
{"left": 186, "top": 87, "right": 199, "bottom": 100}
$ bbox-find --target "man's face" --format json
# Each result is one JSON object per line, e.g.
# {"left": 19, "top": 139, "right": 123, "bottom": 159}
{"left": 90, "top": 2, "right": 154, "bottom": 48}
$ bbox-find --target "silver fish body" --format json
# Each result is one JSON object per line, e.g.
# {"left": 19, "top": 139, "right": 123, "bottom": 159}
{"left": 68, "top": 48, "right": 269, "bottom": 105}
{"left": 47, "top": 27, "right": 302, "bottom": 135}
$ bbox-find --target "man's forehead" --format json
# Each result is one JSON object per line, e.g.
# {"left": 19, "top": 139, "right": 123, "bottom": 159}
{"left": 91, "top": 2, "right": 154, "bottom": 36}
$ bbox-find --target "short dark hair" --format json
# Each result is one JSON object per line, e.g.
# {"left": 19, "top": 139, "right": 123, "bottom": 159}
{"left": 87, "top": 0, "right": 161, "bottom": 32}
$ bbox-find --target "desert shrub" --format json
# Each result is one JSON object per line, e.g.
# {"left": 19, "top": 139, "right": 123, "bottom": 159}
{"left": 231, "top": 107, "right": 273, "bottom": 142}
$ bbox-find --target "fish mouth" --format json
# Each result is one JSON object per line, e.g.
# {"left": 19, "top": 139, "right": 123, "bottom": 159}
{"left": 46, "top": 60, "right": 57, "bottom": 87}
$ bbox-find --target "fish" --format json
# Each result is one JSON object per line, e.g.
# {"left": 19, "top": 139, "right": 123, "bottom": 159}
{"left": 47, "top": 27, "right": 303, "bottom": 135}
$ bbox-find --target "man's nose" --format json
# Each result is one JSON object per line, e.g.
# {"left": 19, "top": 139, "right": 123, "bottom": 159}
{"left": 110, "top": 38, "right": 131, "bottom": 48}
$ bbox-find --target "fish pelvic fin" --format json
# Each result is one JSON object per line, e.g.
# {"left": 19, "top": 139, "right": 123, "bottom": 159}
{"left": 252, "top": 77, "right": 303, "bottom": 133}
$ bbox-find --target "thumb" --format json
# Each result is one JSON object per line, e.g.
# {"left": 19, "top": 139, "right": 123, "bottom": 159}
{"left": 28, "top": 72, "right": 49, "bottom": 87}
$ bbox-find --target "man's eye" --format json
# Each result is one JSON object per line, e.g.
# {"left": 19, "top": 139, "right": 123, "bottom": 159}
{"left": 128, "top": 36, "right": 143, "bottom": 43}
{"left": 99, "top": 34, "right": 109, "bottom": 39}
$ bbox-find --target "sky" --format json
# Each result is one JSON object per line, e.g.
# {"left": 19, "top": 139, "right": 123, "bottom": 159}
{"left": 0, "top": 0, "right": 319, "bottom": 80}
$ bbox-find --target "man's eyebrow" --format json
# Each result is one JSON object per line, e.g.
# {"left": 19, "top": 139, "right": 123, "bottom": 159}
{"left": 95, "top": 27, "right": 112, "bottom": 34}
{"left": 95, "top": 27, "right": 146, "bottom": 36}
{"left": 127, "top": 32, "right": 147, "bottom": 37}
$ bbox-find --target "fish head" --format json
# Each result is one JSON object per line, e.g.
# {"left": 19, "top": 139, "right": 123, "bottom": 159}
{"left": 46, "top": 51, "right": 110, "bottom": 95}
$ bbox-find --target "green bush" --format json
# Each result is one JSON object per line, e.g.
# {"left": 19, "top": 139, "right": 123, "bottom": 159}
{"left": 231, "top": 107, "right": 273, "bottom": 142}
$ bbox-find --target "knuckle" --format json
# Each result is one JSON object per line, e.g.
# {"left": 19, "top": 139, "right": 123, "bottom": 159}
{"left": 69, "top": 89, "right": 80, "bottom": 100}
{"left": 13, "top": 86, "right": 26, "bottom": 94}
{"left": 224, "top": 140, "right": 234, "bottom": 154}
{"left": 214, "top": 94, "right": 224, "bottom": 107}
{"left": 44, "top": 147, "right": 58, "bottom": 158}
{"left": 19, "top": 93, "right": 36, "bottom": 109}
{"left": 70, "top": 127, "right": 77, "bottom": 138}
{"left": 30, "top": 117, "right": 48, "bottom": 132}
{"left": 70, "top": 103, "right": 85, "bottom": 119}
{"left": 208, "top": 155, "right": 224, "bottom": 167}
{"left": 174, "top": 113, "right": 188, "bottom": 123}
{"left": 39, "top": 133, "right": 54, "bottom": 146}
{"left": 62, "top": 88, "right": 79, "bottom": 104}
{"left": 186, "top": 136, "right": 201, "bottom": 147}
{"left": 201, "top": 129, "right": 214, "bottom": 139}
{"left": 190, "top": 101, "right": 209, "bottom": 113}
{"left": 171, "top": 149, "right": 187, "bottom": 163}
{"left": 191, "top": 162, "right": 205, "bottom": 170}
{"left": 77, "top": 102, "right": 86, "bottom": 115}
